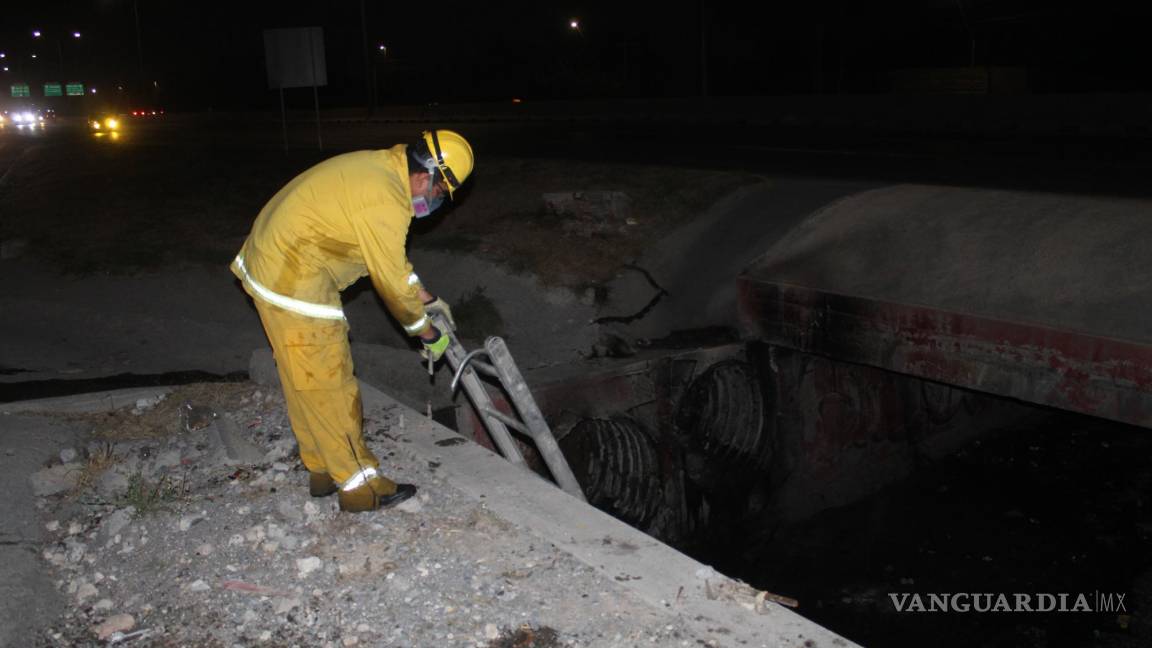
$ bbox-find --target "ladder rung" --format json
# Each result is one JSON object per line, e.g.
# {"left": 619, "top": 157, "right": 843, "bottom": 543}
{"left": 481, "top": 406, "right": 530, "bottom": 434}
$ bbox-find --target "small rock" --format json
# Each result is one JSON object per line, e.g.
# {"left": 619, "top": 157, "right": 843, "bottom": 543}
{"left": 694, "top": 566, "right": 721, "bottom": 581}
{"left": 301, "top": 495, "right": 320, "bottom": 516}
{"left": 59, "top": 448, "right": 78, "bottom": 463}
{"left": 265, "top": 438, "right": 296, "bottom": 462}
{"left": 75, "top": 582, "right": 99, "bottom": 603}
{"left": 186, "top": 580, "right": 211, "bottom": 593}
{"left": 242, "top": 609, "right": 258, "bottom": 623}
{"left": 297, "top": 556, "right": 322, "bottom": 578}
{"left": 395, "top": 498, "right": 423, "bottom": 514}
{"left": 99, "top": 508, "right": 135, "bottom": 542}
{"left": 208, "top": 418, "right": 266, "bottom": 465}
{"left": 485, "top": 624, "right": 499, "bottom": 640}
{"left": 342, "top": 637, "right": 359, "bottom": 646}
{"left": 276, "top": 500, "right": 304, "bottom": 523}
{"left": 93, "top": 599, "right": 114, "bottom": 611}
{"left": 272, "top": 462, "right": 291, "bottom": 472}
{"left": 273, "top": 597, "right": 301, "bottom": 614}
{"left": 96, "top": 469, "right": 131, "bottom": 499}
{"left": 178, "top": 514, "right": 204, "bottom": 532}
{"left": 29, "top": 463, "right": 83, "bottom": 497}
{"left": 93, "top": 614, "right": 135, "bottom": 640}
{"left": 45, "top": 520, "right": 60, "bottom": 532}
{"left": 133, "top": 393, "right": 167, "bottom": 413}
{"left": 195, "top": 543, "right": 214, "bottom": 556}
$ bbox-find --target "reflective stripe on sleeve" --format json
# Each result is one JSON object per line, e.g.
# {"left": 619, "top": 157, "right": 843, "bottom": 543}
{"left": 403, "top": 315, "right": 429, "bottom": 334}
{"left": 407, "top": 272, "right": 420, "bottom": 286}
{"left": 234, "top": 255, "right": 346, "bottom": 321}
{"left": 341, "top": 466, "right": 379, "bottom": 491}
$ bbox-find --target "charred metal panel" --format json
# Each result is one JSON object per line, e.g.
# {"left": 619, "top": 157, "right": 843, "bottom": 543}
{"left": 738, "top": 279, "right": 1152, "bottom": 430}
{"left": 759, "top": 344, "right": 1016, "bottom": 520}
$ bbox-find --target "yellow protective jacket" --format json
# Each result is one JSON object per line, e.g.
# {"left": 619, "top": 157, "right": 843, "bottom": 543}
{"left": 231, "top": 145, "right": 430, "bottom": 336}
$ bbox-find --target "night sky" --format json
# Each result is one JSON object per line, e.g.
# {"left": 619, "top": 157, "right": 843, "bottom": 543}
{"left": 2, "top": 1, "right": 1151, "bottom": 110}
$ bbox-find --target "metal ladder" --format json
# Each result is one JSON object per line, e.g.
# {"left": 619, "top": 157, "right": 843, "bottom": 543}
{"left": 430, "top": 313, "right": 586, "bottom": 501}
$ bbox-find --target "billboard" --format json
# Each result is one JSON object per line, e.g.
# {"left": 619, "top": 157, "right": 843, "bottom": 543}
{"left": 263, "top": 27, "right": 327, "bottom": 89}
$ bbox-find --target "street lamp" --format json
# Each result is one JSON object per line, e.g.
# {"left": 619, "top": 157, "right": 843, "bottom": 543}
{"left": 569, "top": 19, "right": 583, "bottom": 35}
{"left": 28, "top": 29, "right": 82, "bottom": 77}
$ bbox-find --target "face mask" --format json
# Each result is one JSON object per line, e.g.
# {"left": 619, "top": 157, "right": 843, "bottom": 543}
{"left": 411, "top": 193, "right": 444, "bottom": 219}
{"left": 412, "top": 171, "right": 447, "bottom": 219}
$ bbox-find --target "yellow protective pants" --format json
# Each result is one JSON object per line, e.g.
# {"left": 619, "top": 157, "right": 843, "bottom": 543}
{"left": 253, "top": 299, "right": 380, "bottom": 485}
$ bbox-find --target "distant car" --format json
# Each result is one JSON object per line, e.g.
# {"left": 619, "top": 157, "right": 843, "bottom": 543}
{"left": 6, "top": 109, "right": 46, "bottom": 128}
{"left": 89, "top": 114, "right": 122, "bottom": 132}
{"left": 128, "top": 107, "right": 164, "bottom": 118}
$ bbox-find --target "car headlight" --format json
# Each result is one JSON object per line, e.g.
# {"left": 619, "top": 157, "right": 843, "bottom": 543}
{"left": 105, "top": 118, "right": 119, "bottom": 130}
{"left": 91, "top": 120, "right": 101, "bottom": 129}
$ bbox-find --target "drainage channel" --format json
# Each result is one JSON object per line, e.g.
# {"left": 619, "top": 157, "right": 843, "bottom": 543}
{"left": 685, "top": 407, "right": 1151, "bottom": 648}
{"left": 497, "top": 340, "right": 1152, "bottom": 647}
{"left": 0, "top": 370, "right": 249, "bottom": 404}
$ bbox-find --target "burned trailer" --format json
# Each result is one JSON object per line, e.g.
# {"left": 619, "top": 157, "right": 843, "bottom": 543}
{"left": 458, "top": 183, "right": 1152, "bottom": 544}
{"left": 736, "top": 183, "right": 1152, "bottom": 517}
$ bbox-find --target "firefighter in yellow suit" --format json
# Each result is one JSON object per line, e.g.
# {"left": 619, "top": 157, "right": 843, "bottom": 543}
{"left": 231, "top": 130, "right": 473, "bottom": 512}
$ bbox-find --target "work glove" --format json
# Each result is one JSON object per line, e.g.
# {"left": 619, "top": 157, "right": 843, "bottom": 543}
{"left": 424, "top": 295, "right": 455, "bottom": 330}
{"left": 419, "top": 326, "right": 451, "bottom": 363}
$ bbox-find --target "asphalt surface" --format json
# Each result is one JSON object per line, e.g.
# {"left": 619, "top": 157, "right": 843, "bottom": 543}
{"left": 3, "top": 108, "right": 1152, "bottom": 396}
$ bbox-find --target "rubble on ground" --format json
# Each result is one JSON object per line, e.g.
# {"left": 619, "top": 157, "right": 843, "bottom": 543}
{"left": 29, "top": 383, "right": 717, "bottom": 647}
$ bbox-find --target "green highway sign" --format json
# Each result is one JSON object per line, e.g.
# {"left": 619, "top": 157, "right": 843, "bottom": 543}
{"left": 44, "top": 83, "right": 63, "bottom": 97}
{"left": 11, "top": 83, "right": 30, "bottom": 97}
{"left": 65, "top": 82, "right": 84, "bottom": 96}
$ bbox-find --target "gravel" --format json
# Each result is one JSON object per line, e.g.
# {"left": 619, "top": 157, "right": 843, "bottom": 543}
{"left": 29, "top": 383, "right": 718, "bottom": 647}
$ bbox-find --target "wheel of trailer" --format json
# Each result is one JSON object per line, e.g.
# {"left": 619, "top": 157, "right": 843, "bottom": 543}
{"left": 559, "top": 418, "right": 662, "bottom": 528}
{"left": 675, "top": 359, "right": 770, "bottom": 470}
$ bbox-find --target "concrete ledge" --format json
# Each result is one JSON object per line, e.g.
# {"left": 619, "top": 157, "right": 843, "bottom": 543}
{"left": 0, "top": 386, "right": 173, "bottom": 415}
{"left": 359, "top": 381, "right": 856, "bottom": 648}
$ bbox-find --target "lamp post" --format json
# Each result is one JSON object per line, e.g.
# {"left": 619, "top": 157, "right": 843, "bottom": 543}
{"left": 569, "top": 18, "right": 584, "bottom": 37}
